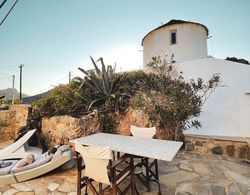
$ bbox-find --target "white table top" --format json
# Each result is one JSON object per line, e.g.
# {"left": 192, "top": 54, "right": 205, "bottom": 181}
{"left": 74, "top": 133, "right": 183, "bottom": 161}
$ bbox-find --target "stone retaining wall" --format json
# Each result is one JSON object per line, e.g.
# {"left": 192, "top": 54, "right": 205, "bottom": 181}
{"left": 0, "top": 105, "right": 29, "bottom": 142}
{"left": 185, "top": 134, "right": 250, "bottom": 160}
{"left": 41, "top": 114, "right": 100, "bottom": 146}
{"left": 116, "top": 108, "right": 150, "bottom": 135}
{"left": 116, "top": 108, "right": 171, "bottom": 139}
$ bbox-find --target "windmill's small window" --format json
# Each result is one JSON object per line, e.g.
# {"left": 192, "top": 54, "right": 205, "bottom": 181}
{"left": 170, "top": 30, "right": 177, "bottom": 45}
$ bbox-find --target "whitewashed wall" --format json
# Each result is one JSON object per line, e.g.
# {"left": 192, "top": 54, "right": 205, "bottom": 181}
{"left": 176, "top": 58, "right": 250, "bottom": 138}
{"left": 143, "top": 23, "right": 207, "bottom": 66}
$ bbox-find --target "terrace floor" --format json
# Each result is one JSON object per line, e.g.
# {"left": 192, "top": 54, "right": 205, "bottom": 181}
{"left": 0, "top": 151, "right": 250, "bottom": 195}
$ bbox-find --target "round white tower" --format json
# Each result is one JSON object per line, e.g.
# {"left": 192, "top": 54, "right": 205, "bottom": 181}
{"left": 142, "top": 19, "right": 209, "bottom": 66}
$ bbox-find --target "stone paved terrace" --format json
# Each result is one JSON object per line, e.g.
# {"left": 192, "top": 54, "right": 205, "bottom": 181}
{"left": 0, "top": 151, "right": 250, "bottom": 195}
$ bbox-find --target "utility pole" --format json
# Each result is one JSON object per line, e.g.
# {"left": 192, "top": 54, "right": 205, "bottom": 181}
{"left": 69, "top": 71, "right": 71, "bottom": 84}
{"left": 12, "top": 75, "right": 15, "bottom": 104}
{"left": 19, "top": 64, "right": 24, "bottom": 102}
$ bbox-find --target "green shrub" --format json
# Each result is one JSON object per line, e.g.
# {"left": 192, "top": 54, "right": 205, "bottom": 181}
{"left": 0, "top": 104, "right": 9, "bottom": 110}
{"left": 31, "top": 56, "right": 220, "bottom": 140}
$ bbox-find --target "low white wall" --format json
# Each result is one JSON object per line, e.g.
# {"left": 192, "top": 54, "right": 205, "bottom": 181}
{"left": 177, "top": 58, "right": 250, "bottom": 138}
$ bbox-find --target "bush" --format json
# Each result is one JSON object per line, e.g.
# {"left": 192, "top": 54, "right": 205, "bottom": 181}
{"left": 0, "top": 104, "right": 9, "bottom": 110}
{"left": 31, "top": 82, "right": 87, "bottom": 117}
{"left": 129, "top": 73, "right": 220, "bottom": 140}
{"left": 31, "top": 57, "right": 220, "bottom": 140}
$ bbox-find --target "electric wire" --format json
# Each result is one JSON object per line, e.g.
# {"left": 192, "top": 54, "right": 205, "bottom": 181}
{"left": 0, "top": 0, "right": 7, "bottom": 10}
{"left": 0, "top": 0, "right": 19, "bottom": 27}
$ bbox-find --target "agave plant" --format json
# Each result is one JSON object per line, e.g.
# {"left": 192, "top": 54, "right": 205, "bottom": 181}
{"left": 78, "top": 56, "right": 116, "bottom": 111}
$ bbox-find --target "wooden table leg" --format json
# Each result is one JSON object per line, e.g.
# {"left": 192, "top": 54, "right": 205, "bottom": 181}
{"left": 130, "top": 155, "right": 135, "bottom": 195}
{"left": 145, "top": 158, "right": 150, "bottom": 192}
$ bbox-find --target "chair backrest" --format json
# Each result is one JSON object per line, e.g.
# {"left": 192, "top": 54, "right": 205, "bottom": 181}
{"left": 74, "top": 141, "right": 112, "bottom": 185}
{"left": 0, "top": 129, "right": 36, "bottom": 156}
{"left": 130, "top": 125, "right": 156, "bottom": 139}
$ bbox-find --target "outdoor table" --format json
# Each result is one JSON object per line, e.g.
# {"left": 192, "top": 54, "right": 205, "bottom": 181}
{"left": 74, "top": 133, "right": 183, "bottom": 194}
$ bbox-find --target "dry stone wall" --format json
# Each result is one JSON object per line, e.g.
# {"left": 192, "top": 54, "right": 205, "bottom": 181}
{"left": 10, "top": 105, "right": 30, "bottom": 135}
{"left": 0, "top": 105, "right": 29, "bottom": 142}
{"left": 116, "top": 107, "right": 173, "bottom": 140}
{"left": 41, "top": 114, "right": 100, "bottom": 146}
{"left": 185, "top": 135, "right": 250, "bottom": 160}
{"left": 116, "top": 108, "right": 151, "bottom": 135}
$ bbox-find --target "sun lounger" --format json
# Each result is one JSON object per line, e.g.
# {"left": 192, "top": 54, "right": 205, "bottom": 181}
{"left": 0, "top": 129, "right": 43, "bottom": 160}
{"left": 0, "top": 145, "right": 72, "bottom": 185}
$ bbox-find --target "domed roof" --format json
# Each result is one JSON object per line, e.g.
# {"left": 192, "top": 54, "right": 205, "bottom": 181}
{"left": 141, "top": 19, "right": 209, "bottom": 46}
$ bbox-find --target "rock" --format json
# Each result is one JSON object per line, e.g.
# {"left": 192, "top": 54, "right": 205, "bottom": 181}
{"left": 222, "top": 160, "right": 250, "bottom": 175}
{"left": 25, "top": 177, "right": 46, "bottom": 189}
{"left": 175, "top": 183, "right": 195, "bottom": 194}
{"left": 209, "top": 164, "right": 226, "bottom": 179}
{"left": 15, "top": 192, "right": 35, "bottom": 195}
{"left": 68, "top": 192, "right": 77, "bottom": 195}
{"left": 211, "top": 146, "right": 223, "bottom": 155}
{"left": 2, "top": 188, "right": 18, "bottom": 195}
{"left": 179, "top": 160, "right": 190, "bottom": 165}
{"left": 116, "top": 108, "right": 150, "bottom": 136}
{"left": 195, "top": 141, "right": 203, "bottom": 146}
{"left": 194, "top": 153, "right": 204, "bottom": 160}
{"left": 48, "top": 183, "right": 60, "bottom": 191}
{"left": 224, "top": 170, "right": 250, "bottom": 186}
{"left": 57, "top": 182, "right": 76, "bottom": 193}
{"left": 193, "top": 184, "right": 211, "bottom": 194}
{"left": 228, "top": 183, "right": 240, "bottom": 195}
{"left": 50, "top": 191, "right": 65, "bottom": 195}
{"left": 0, "top": 105, "right": 29, "bottom": 142}
{"left": 33, "top": 184, "right": 50, "bottom": 194}
{"left": 239, "top": 146, "right": 249, "bottom": 159}
{"left": 226, "top": 145, "right": 235, "bottom": 156}
{"left": 160, "top": 170, "right": 199, "bottom": 187}
{"left": 236, "top": 182, "right": 249, "bottom": 194}
{"left": 192, "top": 162, "right": 210, "bottom": 175}
{"left": 211, "top": 185, "right": 226, "bottom": 195}
{"left": 11, "top": 183, "right": 33, "bottom": 191}
{"left": 185, "top": 143, "right": 194, "bottom": 151}
{"left": 42, "top": 114, "right": 100, "bottom": 146}
{"left": 203, "top": 154, "right": 221, "bottom": 161}
{"left": 183, "top": 152, "right": 195, "bottom": 160}
{"left": 158, "top": 164, "right": 179, "bottom": 174}
{"left": 0, "top": 185, "right": 11, "bottom": 193}
{"left": 179, "top": 163, "right": 193, "bottom": 172}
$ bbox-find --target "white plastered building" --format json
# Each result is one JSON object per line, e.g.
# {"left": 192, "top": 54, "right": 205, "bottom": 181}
{"left": 142, "top": 19, "right": 250, "bottom": 138}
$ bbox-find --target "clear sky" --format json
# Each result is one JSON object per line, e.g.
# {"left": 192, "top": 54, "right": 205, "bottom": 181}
{"left": 0, "top": 0, "right": 249, "bottom": 96}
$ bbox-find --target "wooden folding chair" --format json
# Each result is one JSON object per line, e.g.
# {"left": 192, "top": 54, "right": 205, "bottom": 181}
{"left": 130, "top": 125, "right": 161, "bottom": 194}
{"left": 75, "top": 141, "right": 134, "bottom": 195}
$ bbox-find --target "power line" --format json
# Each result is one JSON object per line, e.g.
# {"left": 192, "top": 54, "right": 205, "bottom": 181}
{"left": 0, "top": 0, "right": 7, "bottom": 10}
{"left": 0, "top": 0, "right": 19, "bottom": 27}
